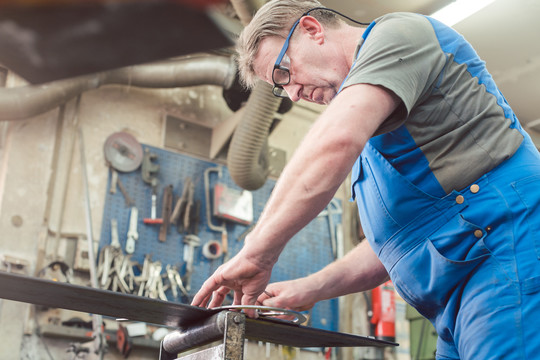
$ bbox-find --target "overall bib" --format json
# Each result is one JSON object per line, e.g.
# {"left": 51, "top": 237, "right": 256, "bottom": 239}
{"left": 351, "top": 133, "right": 540, "bottom": 359}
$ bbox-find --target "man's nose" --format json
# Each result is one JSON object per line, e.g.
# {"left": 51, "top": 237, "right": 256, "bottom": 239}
{"left": 284, "top": 83, "right": 301, "bottom": 102}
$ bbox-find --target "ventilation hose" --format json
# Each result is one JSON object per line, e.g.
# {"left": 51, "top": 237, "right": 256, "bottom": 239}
{"left": 227, "top": 81, "right": 281, "bottom": 190}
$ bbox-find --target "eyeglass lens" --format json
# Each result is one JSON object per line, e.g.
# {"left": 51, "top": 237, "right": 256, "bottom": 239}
{"left": 272, "top": 53, "right": 291, "bottom": 85}
{"left": 272, "top": 85, "right": 288, "bottom": 98}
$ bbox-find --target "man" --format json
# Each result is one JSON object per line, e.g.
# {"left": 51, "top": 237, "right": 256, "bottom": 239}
{"left": 192, "top": 1, "right": 540, "bottom": 359}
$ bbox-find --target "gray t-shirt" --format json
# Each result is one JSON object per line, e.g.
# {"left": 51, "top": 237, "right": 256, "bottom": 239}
{"left": 342, "top": 12, "right": 523, "bottom": 195}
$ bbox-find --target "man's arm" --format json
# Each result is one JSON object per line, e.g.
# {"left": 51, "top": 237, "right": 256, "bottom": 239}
{"left": 192, "top": 84, "right": 400, "bottom": 309}
{"left": 259, "top": 240, "right": 389, "bottom": 311}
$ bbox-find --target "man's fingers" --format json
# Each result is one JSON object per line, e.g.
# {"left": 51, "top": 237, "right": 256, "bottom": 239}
{"left": 256, "top": 289, "right": 272, "bottom": 305}
{"left": 191, "top": 275, "right": 223, "bottom": 307}
{"left": 233, "top": 289, "right": 243, "bottom": 306}
{"left": 241, "top": 293, "right": 259, "bottom": 318}
{"left": 191, "top": 291, "right": 209, "bottom": 307}
{"left": 208, "top": 287, "right": 231, "bottom": 308}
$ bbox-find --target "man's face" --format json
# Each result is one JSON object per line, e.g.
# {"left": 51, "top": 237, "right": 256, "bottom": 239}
{"left": 253, "top": 30, "right": 346, "bottom": 105}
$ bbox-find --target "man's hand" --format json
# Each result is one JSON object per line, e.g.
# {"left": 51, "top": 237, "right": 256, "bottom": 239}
{"left": 190, "top": 247, "right": 273, "bottom": 312}
{"left": 257, "top": 278, "right": 318, "bottom": 313}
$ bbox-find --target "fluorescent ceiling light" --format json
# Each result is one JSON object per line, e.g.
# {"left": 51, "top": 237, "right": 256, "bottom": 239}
{"left": 430, "top": 0, "right": 496, "bottom": 26}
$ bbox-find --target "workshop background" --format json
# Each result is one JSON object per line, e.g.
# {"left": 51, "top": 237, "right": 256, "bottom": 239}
{"left": 0, "top": 0, "right": 539, "bottom": 359}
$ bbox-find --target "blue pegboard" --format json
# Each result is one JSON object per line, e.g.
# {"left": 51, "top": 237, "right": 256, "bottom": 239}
{"left": 99, "top": 144, "right": 341, "bottom": 332}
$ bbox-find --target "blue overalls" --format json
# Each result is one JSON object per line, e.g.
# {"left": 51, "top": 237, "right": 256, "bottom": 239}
{"left": 341, "top": 15, "right": 540, "bottom": 360}
{"left": 351, "top": 131, "right": 540, "bottom": 359}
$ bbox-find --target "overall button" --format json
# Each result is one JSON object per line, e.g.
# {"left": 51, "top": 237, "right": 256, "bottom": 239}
{"left": 456, "top": 195, "right": 465, "bottom": 204}
{"left": 474, "top": 229, "right": 483, "bottom": 238}
{"left": 470, "top": 184, "right": 480, "bottom": 193}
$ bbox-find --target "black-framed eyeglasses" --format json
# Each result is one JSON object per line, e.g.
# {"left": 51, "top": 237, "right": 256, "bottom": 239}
{"left": 271, "top": 17, "right": 301, "bottom": 98}
{"left": 271, "top": 7, "right": 369, "bottom": 99}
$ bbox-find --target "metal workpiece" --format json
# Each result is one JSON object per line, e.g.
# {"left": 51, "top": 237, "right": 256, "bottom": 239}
{"left": 0, "top": 272, "right": 213, "bottom": 328}
{"left": 243, "top": 318, "right": 396, "bottom": 349}
{"left": 0, "top": 272, "right": 397, "bottom": 359}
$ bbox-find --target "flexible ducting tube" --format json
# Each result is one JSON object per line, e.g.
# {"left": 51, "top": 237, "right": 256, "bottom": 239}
{"left": 226, "top": 0, "right": 284, "bottom": 190}
{"left": 0, "top": 55, "right": 236, "bottom": 121}
{"left": 227, "top": 81, "right": 281, "bottom": 190}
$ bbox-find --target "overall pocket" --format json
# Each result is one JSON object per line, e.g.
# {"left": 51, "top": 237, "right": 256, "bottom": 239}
{"left": 389, "top": 212, "right": 491, "bottom": 320}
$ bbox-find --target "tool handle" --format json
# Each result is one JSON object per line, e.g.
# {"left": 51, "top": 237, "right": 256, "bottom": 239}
{"left": 221, "top": 230, "right": 228, "bottom": 254}
{"left": 143, "top": 218, "right": 163, "bottom": 224}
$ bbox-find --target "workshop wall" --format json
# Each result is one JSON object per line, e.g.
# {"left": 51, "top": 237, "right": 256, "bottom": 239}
{"left": 0, "top": 71, "right": 353, "bottom": 359}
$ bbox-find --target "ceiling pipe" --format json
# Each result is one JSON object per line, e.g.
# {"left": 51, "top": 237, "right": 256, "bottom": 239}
{"left": 2, "top": 0, "right": 281, "bottom": 190}
{"left": 226, "top": 0, "right": 284, "bottom": 190}
{"left": 0, "top": 55, "right": 236, "bottom": 121}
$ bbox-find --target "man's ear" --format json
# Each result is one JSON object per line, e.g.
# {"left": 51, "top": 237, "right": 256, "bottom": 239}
{"left": 298, "top": 16, "right": 324, "bottom": 43}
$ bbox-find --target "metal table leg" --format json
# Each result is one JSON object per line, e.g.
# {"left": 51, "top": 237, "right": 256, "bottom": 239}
{"left": 160, "top": 311, "right": 246, "bottom": 360}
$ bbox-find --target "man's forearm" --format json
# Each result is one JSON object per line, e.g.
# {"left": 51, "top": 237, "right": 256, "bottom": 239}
{"left": 305, "top": 240, "right": 389, "bottom": 302}
{"left": 242, "top": 85, "right": 397, "bottom": 266}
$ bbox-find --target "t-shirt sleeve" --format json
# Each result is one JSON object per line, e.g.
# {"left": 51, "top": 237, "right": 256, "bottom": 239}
{"left": 342, "top": 13, "right": 447, "bottom": 133}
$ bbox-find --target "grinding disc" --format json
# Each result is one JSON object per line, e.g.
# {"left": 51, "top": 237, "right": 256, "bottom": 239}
{"left": 103, "top": 132, "right": 143, "bottom": 172}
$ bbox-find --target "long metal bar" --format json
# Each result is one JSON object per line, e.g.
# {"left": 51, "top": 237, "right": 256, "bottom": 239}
{"left": 78, "top": 124, "right": 105, "bottom": 358}
{"left": 0, "top": 271, "right": 212, "bottom": 328}
{"left": 0, "top": 272, "right": 398, "bottom": 349}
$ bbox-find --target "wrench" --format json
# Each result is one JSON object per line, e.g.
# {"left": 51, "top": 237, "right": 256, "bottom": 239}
{"left": 110, "top": 218, "right": 121, "bottom": 249}
{"left": 166, "top": 265, "right": 188, "bottom": 300}
{"left": 125, "top": 207, "right": 139, "bottom": 254}
{"left": 145, "top": 261, "right": 160, "bottom": 298}
{"left": 183, "top": 234, "right": 200, "bottom": 292}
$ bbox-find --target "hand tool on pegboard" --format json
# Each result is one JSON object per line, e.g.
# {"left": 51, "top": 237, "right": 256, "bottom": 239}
{"left": 158, "top": 185, "right": 173, "bottom": 242}
{"left": 204, "top": 167, "right": 228, "bottom": 260}
{"left": 141, "top": 147, "right": 160, "bottom": 222}
{"left": 170, "top": 177, "right": 193, "bottom": 232}
{"left": 103, "top": 132, "right": 144, "bottom": 172}
{"left": 183, "top": 181, "right": 196, "bottom": 233}
{"left": 103, "top": 132, "right": 142, "bottom": 206}
{"left": 187, "top": 199, "right": 201, "bottom": 235}
{"left": 125, "top": 207, "right": 139, "bottom": 254}
{"left": 173, "top": 177, "right": 202, "bottom": 293}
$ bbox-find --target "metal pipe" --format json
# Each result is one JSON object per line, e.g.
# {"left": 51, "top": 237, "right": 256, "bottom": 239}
{"left": 0, "top": 55, "right": 236, "bottom": 121}
{"left": 162, "top": 312, "right": 227, "bottom": 354}
{"left": 106, "top": 56, "right": 236, "bottom": 89}
{"left": 78, "top": 125, "right": 105, "bottom": 358}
